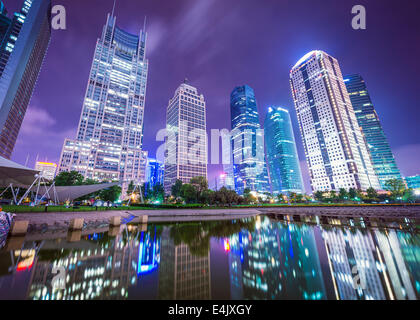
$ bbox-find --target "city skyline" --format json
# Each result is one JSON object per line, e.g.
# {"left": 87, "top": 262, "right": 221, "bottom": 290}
{"left": 4, "top": 0, "right": 420, "bottom": 194}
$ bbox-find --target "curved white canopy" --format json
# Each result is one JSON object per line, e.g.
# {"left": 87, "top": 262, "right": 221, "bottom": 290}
{"left": 0, "top": 156, "right": 39, "bottom": 187}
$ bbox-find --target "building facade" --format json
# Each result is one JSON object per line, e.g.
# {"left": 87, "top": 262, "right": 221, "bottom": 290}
{"left": 230, "top": 85, "right": 270, "bottom": 194}
{"left": 58, "top": 14, "right": 148, "bottom": 195}
{"left": 405, "top": 175, "right": 420, "bottom": 191}
{"left": 264, "top": 106, "right": 304, "bottom": 194}
{"left": 35, "top": 161, "right": 57, "bottom": 180}
{"left": 163, "top": 82, "right": 207, "bottom": 195}
{"left": 290, "top": 51, "right": 380, "bottom": 192}
{"left": 0, "top": 0, "right": 51, "bottom": 159}
{"left": 146, "top": 157, "right": 164, "bottom": 189}
{"left": 344, "top": 74, "right": 401, "bottom": 189}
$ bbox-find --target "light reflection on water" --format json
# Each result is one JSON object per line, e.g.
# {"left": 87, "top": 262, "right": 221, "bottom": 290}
{"left": 0, "top": 215, "right": 419, "bottom": 300}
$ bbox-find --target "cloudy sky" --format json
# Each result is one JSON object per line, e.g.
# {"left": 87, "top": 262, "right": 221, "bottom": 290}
{"left": 7, "top": 0, "right": 420, "bottom": 192}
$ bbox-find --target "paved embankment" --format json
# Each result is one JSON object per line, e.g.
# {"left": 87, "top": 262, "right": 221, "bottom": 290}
{"left": 14, "top": 208, "right": 260, "bottom": 228}
{"left": 258, "top": 205, "right": 420, "bottom": 219}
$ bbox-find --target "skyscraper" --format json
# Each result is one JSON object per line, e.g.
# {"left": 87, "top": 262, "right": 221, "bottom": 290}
{"left": 35, "top": 161, "right": 57, "bottom": 180}
{"left": 146, "top": 157, "right": 164, "bottom": 189}
{"left": 230, "top": 85, "right": 270, "bottom": 194}
{"left": 344, "top": 74, "right": 401, "bottom": 189}
{"left": 290, "top": 51, "right": 380, "bottom": 192}
{"left": 0, "top": 0, "right": 51, "bottom": 159}
{"left": 264, "top": 106, "right": 304, "bottom": 194}
{"left": 58, "top": 13, "right": 148, "bottom": 194}
{"left": 163, "top": 81, "right": 207, "bottom": 195}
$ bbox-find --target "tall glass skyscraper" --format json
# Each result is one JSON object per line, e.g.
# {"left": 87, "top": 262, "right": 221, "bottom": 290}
{"left": 344, "top": 74, "right": 401, "bottom": 189}
{"left": 230, "top": 85, "right": 270, "bottom": 194}
{"left": 0, "top": 0, "right": 51, "bottom": 159}
{"left": 58, "top": 13, "right": 148, "bottom": 194}
{"left": 163, "top": 81, "right": 207, "bottom": 195}
{"left": 290, "top": 51, "right": 380, "bottom": 192}
{"left": 146, "top": 157, "right": 164, "bottom": 189}
{"left": 264, "top": 106, "right": 304, "bottom": 194}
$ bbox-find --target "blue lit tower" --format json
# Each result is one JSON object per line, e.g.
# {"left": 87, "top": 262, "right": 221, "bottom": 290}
{"left": 0, "top": 0, "right": 51, "bottom": 159}
{"left": 146, "top": 157, "right": 164, "bottom": 189}
{"left": 264, "top": 106, "right": 304, "bottom": 194}
{"left": 230, "top": 85, "right": 270, "bottom": 194}
{"left": 344, "top": 74, "right": 401, "bottom": 189}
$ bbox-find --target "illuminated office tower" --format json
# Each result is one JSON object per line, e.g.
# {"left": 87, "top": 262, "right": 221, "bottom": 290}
{"left": 344, "top": 74, "right": 401, "bottom": 189}
{"left": 146, "top": 157, "right": 164, "bottom": 189}
{"left": 35, "top": 161, "right": 57, "bottom": 180}
{"left": 163, "top": 81, "right": 207, "bottom": 195}
{"left": 405, "top": 175, "right": 420, "bottom": 191}
{"left": 264, "top": 106, "right": 304, "bottom": 194}
{"left": 58, "top": 13, "right": 148, "bottom": 194}
{"left": 230, "top": 85, "right": 270, "bottom": 194}
{"left": 290, "top": 51, "right": 380, "bottom": 192}
{"left": 0, "top": 0, "right": 51, "bottom": 159}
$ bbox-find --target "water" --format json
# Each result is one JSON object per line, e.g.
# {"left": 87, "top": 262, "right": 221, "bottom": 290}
{"left": 0, "top": 215, "right": 419, "bottom": 300}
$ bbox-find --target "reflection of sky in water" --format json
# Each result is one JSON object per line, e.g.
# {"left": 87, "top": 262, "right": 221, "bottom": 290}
{"left": 0, "top": 216, "right": 419, "bottom": 300}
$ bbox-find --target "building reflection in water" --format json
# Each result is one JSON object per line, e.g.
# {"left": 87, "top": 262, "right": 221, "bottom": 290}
{"left": 26, "top": 225, "right": 160, "bottom": 300}
{"left": 158, "top": 228, "right": 211, "bottom": 300}
{"left": 227, "top": 216, "right": 420, "bottom": 300}
{"left": 227, "top": 216, "right": 327, "bottom": 299}
{"left": 0, "top": 215, "right": 418, "bottom": 300}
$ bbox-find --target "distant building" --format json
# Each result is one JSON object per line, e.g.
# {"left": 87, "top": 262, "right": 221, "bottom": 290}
{"left": 35, "top": 161, "right": 57, "bottom": 180}
{"left": 230, "top": 85, "right": 270, "bottom": 194}
{"left": 264, "top": 106, "right": 304, "bottom": 194}
{"left": 0, "top": 0, "right": 51, "bottom": 159}
{"left": 405, "top": 175, "right": 420, "bottom": 190}
{"left": 290, "top": 50, "right": 380, "bottom": 192}
{"left": 146, "top": 157, "right": 164, "bottom": 188}
{"left": 163, "top": 81, "right": 207, "bottom": 195}
{"left": 344, "top": 74, "right": 401, "bottom": 189}
{"left": 58, "top": 13, "right": 148, "bottom": 196}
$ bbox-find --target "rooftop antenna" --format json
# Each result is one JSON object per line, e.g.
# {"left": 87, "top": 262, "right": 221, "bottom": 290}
{"left": 111, "top": 0, "right": 116, "bottom": 17}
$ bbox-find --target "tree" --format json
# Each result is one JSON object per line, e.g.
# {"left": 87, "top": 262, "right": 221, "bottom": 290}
{"left": 348, "top": 188, "right": 357, "bottom": 200}
{"left": 55, "top": 171, "right": 84, "bottom": 186}
{"left": 366, "top": 187, "right": 379, "bottom": 202}
{"left": 180, "top": 184, "right": 196, "bottom": 204}
{"left": 329, "top": 190, "right": 338, "bottom": 203}
{"left": 99, "top": 185, "right": 121, "bottom": 202}
{"left": 152, "top": 183, "right": 165, "bottom": 203}
{"left": 385, "top": 178, "right": 406, "bottom": 201}
{"left": 402, "top": 189, "right": 415, "bottom": 203}
{"left": 338, "top": 188, "right": 348, "bottom": 202}
{"left": 190, "top": 176, "right": 208, "bottom": 203}
{"left": 314, "top": 191, "right": 324, "bottom": 202}
{"left": 277, "top": 193, "right": 285, "bottom": 203}
{"left": 171, "top": 179, "right": 183, "bottom": 198}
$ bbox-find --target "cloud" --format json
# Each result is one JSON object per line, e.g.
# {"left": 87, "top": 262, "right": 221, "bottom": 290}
{"left": 12, "top": 107, "right": 76, "bottom": 166}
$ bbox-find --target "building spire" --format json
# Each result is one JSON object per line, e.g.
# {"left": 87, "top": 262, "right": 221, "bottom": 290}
{"left": 143, "top": 16, "right": 147, "bottom": 32}
{"left": 111, "top": 0, "right": 116, "bottom": 17}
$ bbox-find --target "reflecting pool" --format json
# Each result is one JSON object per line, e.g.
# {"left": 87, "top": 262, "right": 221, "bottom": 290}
{"left": 0, "top": 215, "right": 419, "bottom": 300}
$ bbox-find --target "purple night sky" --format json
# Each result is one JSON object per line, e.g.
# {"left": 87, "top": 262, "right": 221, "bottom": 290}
{"left": 6, "top": 0, "right": 420, "bottom": 192}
